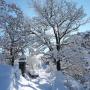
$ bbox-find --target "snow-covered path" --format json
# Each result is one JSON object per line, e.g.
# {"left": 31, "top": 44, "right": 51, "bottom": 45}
{"left": 0, "top": 64, "right": 84, "bottom": 90}
{"left": 17, "top": 69, "right": 52, "bottom": 90}
{"left": 17, "top": 69, "right": 68, "bottom": 90}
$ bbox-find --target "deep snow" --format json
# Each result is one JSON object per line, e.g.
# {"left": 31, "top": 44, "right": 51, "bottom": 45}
{"left": 0, "top": 64, "right": 84, "bottom": 90}
{"left": 0, "top": 64, "right": 14, "bottom": 90}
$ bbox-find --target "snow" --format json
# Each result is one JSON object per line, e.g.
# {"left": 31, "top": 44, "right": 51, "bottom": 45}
{"left": 52, "top": 71, "right": 67, "bottom": 90}
{"left": 64, "top": 75, "right": 84, "bottom": 90}
{"left": 27, "top": 54, "right": 43, "bottom": 75}
{"left": 17, "top": 69, "right": 52, "bottom": 90}
{"left": 0, "top": 62, "right": 86, "bottom": 90}
{"left": 0, "top": 64, "right": 14, "bottom": 90}
{"left": 0, "top": 64, "right": 68, "bottom": 90}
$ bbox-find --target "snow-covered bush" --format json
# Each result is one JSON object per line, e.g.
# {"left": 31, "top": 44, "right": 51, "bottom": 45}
{"left": 27, "top": 54, "right": 43, "bottom": 75}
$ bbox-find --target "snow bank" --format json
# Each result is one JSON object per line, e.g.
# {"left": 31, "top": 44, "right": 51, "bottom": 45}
{"left": 52, "top": 71, "right": 67, "bottom": 90}
{"left": 0, "top": 64, "right": 14, "bottom": 90}
{"left": 64, "top": 75, "right": 84, "bottom": 90}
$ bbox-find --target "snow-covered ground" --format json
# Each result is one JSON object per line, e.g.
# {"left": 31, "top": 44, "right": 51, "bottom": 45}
{"left": 0, "top": 64, "right": 14, "bottom": 90}
{"left": 15, "top": 68, "right": 67, "bottom": 90}
{"left": 0, "top": 64, "right": 85, "bottom": 90}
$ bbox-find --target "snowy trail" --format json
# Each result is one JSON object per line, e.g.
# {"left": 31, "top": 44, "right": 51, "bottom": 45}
{"left": 0, "top": 65, "right": 84, "bottom": 90}
{"left": 17, "top": 69, "right": 67, "bottom": 90}
{"left": 17, "top": 69, "right": 52, "bottom": 90}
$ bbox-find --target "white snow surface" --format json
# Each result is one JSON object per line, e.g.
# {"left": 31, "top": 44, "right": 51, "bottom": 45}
{"left": 0, "top": 64, "right": 14, "bottom": 90}
{"left": 0, "top": 64, "right": 83, "bottom": 90}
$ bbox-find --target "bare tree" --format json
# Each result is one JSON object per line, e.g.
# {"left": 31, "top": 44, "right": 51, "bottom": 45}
{"left": 0, "top": 0, "right": 27, "bottom": 66}
{"left": 30, "top": 0, "right": 88, "bottom": 71}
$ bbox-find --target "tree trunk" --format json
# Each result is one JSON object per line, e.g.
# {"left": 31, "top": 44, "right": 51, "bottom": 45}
{"left": 11, "top": 56, "right": 14, "bottom": 66}
{"left": 56, "top": 45, "right": 61, "bottom": 71}
{"left": 10, "top": 47, "right": 14, "bottom": 66}
{"left": 56, "top": 60, "right": 61, "bottom": 71}
{"left": 19, "top": 62, "right": 26, "bottom": 77}
{"left": 56, "top": 45, "right": 60, "bottom": 51}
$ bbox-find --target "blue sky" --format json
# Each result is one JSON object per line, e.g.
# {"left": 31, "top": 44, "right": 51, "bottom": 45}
{"left": 6, "top": 0, "right": 90, "bottom": 32}
{"left": 75, "top": 0, "right": 90, "bottom": 32}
